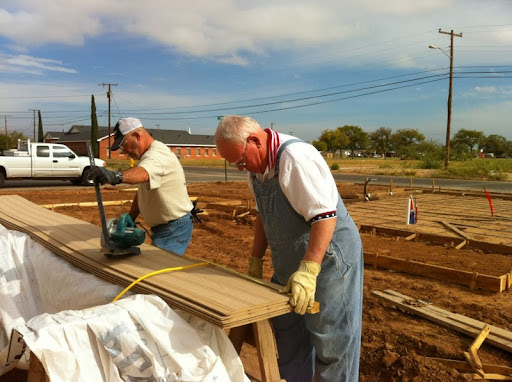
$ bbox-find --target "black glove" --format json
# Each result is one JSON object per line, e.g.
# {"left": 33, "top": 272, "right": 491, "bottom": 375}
{"left": 88, "top": 167, "right": 123, "bottom": 185}
{"left": 191, "top": 200, "right": 203, "bottom": 223}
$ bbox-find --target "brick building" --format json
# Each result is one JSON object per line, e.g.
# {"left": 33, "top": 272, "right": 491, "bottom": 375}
{"left": 44, "top": 125, "right": 219, "bottom": 160}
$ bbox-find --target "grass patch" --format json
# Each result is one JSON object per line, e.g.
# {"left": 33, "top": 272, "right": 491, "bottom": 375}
{"left": 434, "top": 159, "right": 512, "bottom": 181}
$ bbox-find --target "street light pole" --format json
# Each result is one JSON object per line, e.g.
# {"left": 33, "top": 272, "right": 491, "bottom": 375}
{"left": 430, "top": 29, "right": 462, "bottom": 168}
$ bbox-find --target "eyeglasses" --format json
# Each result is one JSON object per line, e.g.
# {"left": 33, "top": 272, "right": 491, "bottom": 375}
{"left": 229, "top": 142, "right": 248, "bottom": 167}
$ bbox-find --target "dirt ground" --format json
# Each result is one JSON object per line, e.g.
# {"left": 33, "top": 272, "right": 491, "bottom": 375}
{"left": 1, "top": 181, "right": 512, "bottom": 382}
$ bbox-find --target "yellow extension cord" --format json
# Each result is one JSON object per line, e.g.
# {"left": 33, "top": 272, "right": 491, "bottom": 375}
{"left": 112, "top": 262, "right": 209, "bottom": 302}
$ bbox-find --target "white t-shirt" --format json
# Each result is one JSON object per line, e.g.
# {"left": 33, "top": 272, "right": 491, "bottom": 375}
{"left": 137, "top": 140, "right": 193, "bottom": 227}
{"left": 249, "top": 132, "right": 338, "bottom": 223}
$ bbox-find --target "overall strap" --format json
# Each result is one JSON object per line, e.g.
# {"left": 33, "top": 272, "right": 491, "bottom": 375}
{"left": 274, "top": 138, "right": 303, "bottom": 174}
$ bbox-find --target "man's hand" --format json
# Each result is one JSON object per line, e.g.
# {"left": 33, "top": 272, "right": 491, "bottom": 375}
{"left": 248, "top": 256, "right": 263, "bottom": 279}
{"left": 88, "top": 167, "right": 123, "bottom": 185}
{"left": 281, "top": 260, "right": 321, "bottom": 315}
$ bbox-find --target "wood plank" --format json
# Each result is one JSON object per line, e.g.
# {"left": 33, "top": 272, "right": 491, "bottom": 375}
{"left": 438, "top": 220, "right": 473, "bottom": 240}
{"left": 428, "top": 358, "right": 512, "bottom": 375}
{"left": 0, "top": 195, "right": 292, "bottom": 329}
{"left": 372, "top": 290, "right": 512, "bottom": 353}
{"left": 364, "top": 252, "right": 505, "bottom": 292}
{"left": 252, "top": 319, "right": 281, "bottom": 382}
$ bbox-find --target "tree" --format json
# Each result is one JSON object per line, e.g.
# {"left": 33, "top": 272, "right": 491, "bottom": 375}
{"left": 0, "top": 131, "right": 27, "bottom": 151}
{"left": 337, "top": 125, "right": 369, "bottom": 158}
{"left": 391, "top": 128, "right": 425, "bottom": 158}
{"left": 317, "top": 129, "right": 349, "bottom": 157}
{"left": 482, "top": 134, "right": 508, "bottom": 157}
{"left": 311, "top": 140, "right": 327, "bottom": 152}
{"left": 37, "top": 110, "right": 44, "bottom": 142}
{"left": 369, "top": 127, "right": 392, "bottom": 158}
{"left": 452, "top": 129, "right": 485, "bottom": 157}
{"left": 91, "top": 95, "right": 99, "bottom": 157}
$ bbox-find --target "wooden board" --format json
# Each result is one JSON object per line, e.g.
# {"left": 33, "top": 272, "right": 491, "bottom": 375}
{"left": 365, "top": 252, "right": 508, "bottom": 292}
{"left": 0, "top": 195, "right": 290, "bottom": 329}
{"left": 373, "top": 289, "right": 512, "bottom": 353}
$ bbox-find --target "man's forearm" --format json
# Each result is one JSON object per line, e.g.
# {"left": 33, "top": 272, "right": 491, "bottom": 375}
{"left": 121, "top": 166, "right": 149, "bottom": 184}
{"left": 251, "top": 215, "right": 268, "bottom": 258}
{"left": 303, "top": 218, "right": 337, "bottom": 265}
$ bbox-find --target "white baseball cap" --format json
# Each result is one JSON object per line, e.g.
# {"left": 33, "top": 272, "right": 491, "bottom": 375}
{"left": 111, "top": 117, "right": 143, "bottom": 151}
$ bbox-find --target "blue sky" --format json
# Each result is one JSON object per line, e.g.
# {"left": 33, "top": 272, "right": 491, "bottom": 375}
{"left": 0, "top": 0, "right": 511, "bottom": 143}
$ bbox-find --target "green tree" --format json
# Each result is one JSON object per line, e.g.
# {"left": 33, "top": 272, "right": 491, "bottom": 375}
{"left": 311, "top": 140, "right": 327, "bottom": 152}
{"left": 482, "top": 134, "right": 508, "bottom": 157}
{"left": 37, "top": 110, "right": 44, "bottom": 142}
{"left": 391, "top": 128, "right": 425, "bottom": 158}
{"left": 369, "top": 127, "right": 392, "bottom": 158}
{"left": 91, "top": 95, "right": 99, "bottom": 157}
{"left": 0, "top": 131, "right": 28, "bottom": 151}
{"left": 452, "top": 129, "right": 485, "bottom": 157}
{"left": 317, "top": 129, "right": 349, "bottom": 157}
{"left": 337, "top": 125, "right": 368, "bottom": 158}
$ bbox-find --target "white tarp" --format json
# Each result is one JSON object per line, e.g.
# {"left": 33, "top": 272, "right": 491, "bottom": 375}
{"left": 0, "top": 224, "right": 249, "bottom": 381}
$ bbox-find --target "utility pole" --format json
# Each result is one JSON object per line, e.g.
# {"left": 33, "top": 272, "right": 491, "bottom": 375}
{"left": 156, "top": 124, "right": 160, "bottom": 130}
{"left": 100, "top": 83, "right": 117, "bottom": 159}
{"left": 28, "top": 109, "right": 40, "bottom": 142}
{"left": 438, "top": 29, "right": 462, "bottom": 168}
{"left": 1, "top": 115, "right": 11, "bottom": 148}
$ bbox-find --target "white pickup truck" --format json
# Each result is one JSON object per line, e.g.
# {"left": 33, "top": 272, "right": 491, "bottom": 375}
{"left": 0, "top": 140, "right": 106, "bottom": 186}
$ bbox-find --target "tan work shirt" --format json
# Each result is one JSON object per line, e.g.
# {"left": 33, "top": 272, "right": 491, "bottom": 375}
{"left": 137, "top": 140, "right": 193, "bottom": 227}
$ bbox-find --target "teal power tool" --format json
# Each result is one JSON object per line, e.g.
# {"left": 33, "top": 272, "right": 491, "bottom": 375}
{"left": 87, "top": 142, "right": 145, "bottom": 257}
{"left": 102, "top": 213, "right": 146, "bottom": 256}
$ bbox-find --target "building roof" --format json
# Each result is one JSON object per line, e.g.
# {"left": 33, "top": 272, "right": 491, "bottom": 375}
{"left": 45, "top": 125, "right": 216, "bottom": 147}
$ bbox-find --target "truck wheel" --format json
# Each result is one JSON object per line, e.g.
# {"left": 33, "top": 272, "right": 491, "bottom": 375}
{"left": 0, "top": 172, "right": 5, "bottom": 187}
{"left": 81, "top": 168, "right": 94, "bottom": 186}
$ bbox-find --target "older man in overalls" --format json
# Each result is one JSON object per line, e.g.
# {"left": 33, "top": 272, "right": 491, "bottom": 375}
{"left": 215, "top": 115, "right": 363, "bottom": 382}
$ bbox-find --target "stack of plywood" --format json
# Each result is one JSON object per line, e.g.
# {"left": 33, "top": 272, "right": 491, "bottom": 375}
{"left": 0, "top": 195, "right": 289, "bottom": 329}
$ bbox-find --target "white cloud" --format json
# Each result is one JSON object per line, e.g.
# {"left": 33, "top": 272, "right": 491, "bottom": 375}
{"left": 0, "top": 54, "right": 77, "bottom": 74}
{"left": 475, "top": 86, "right": 497, "bottom": 93}
{"left": 1, "top": 0, "right": 510, "bottom": 67}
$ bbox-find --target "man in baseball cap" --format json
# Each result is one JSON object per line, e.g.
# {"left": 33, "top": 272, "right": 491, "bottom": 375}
{"left": 88, "top": 117, "right": 196, "bottom": 256}
{"left": 111, "top": 117, "right": 143, "bottom": 151}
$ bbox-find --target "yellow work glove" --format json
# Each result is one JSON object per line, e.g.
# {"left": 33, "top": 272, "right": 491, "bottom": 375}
{"left": 248, "top": 256, "right": 263, "bottom": 279}
{"left": 281, "top": 260, "right": 321, "bottom": 315}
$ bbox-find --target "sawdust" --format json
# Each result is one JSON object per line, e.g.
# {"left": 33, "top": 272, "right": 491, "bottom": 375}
{"left": 1, "top": 181, "right": 511, "bottom": 382}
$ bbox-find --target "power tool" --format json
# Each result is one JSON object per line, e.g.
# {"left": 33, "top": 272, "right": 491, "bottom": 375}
{"left": 101, "top": 213, "right": 146, "bottom": 256}
{"left": 87, "top": 142, "right": 145, "bottom": 257}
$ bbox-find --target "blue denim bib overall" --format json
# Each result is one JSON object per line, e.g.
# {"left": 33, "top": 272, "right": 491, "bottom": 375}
{"left": 251, "top": 139, "right": 363, "bottom": 382}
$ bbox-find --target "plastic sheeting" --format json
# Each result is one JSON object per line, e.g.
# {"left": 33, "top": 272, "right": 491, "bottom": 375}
{"left": 0, "top": 224, "right": 249, "bottom": 381}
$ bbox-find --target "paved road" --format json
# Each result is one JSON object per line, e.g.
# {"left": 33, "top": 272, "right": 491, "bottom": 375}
{"left": 1, "top": 167, "right": 511, "bottom": 194}
{"left": 182, "top": 167, "right": 511, "bottom": 194}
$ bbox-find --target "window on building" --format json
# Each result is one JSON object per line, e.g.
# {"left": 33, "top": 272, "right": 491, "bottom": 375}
{"left": 36, "top": 146, "right": 50, "bottom": 157}
{"left": 187, "top": 147, "right": 191, "bottom": 156}
{"left": 205, "top": 148, "right": 209, "bottom": 156}
{"left": 196, "top": 148, "right": 201, "bottom": 156}
{"left": 176, "top": 148, "right": 181, "bottom": 157}
{"left": 213, "top": 148, "right": 217, "bottom": 156}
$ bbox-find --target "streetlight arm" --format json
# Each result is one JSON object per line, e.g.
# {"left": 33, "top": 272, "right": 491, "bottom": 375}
{"left": 428, "top": 44, "right": 451, "bottom": 59}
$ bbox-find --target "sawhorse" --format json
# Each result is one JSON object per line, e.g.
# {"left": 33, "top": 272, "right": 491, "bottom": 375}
{"left": 229, "top": 318, "right": 285, "bottom": 382}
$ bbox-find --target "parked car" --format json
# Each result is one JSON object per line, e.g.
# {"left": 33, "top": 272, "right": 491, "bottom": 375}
{"left": 0, "top": 140, "right": 106, "bottom": 186}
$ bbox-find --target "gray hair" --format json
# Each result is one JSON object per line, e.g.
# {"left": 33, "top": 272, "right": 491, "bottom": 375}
{"left": 215, "top": 115, "right": 261, "bottom": 144}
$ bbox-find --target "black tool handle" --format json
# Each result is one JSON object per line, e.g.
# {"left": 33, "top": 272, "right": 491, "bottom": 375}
{"left": 87, "top": 142, "right": 111, "bottom": 249}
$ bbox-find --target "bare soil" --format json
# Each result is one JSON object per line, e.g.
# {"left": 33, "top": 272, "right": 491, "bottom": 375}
{"left": 1, "top": 181, "right": 511, "bottom": 382}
